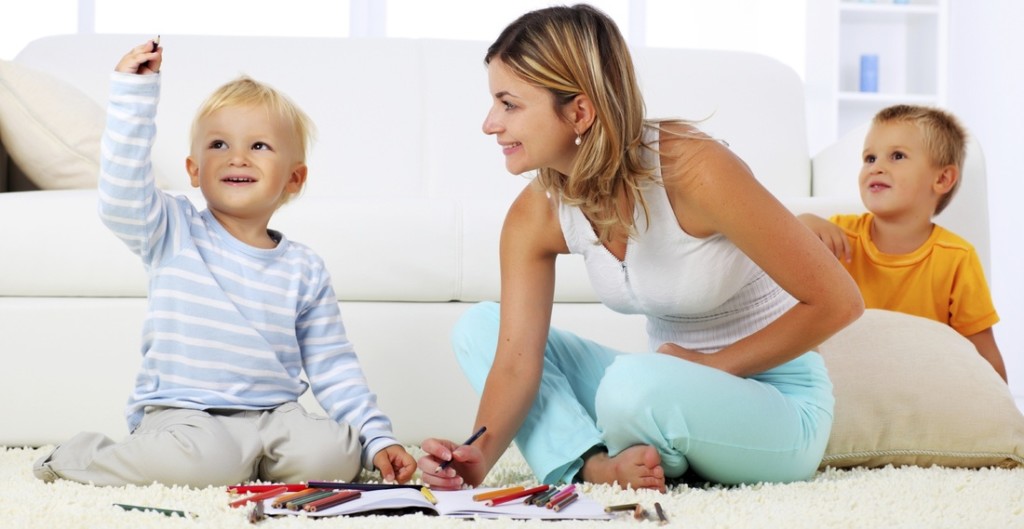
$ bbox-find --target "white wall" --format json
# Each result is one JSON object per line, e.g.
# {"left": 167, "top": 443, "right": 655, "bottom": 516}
{"left": 947, "top": 0, "right": 1024, "bottom": 405}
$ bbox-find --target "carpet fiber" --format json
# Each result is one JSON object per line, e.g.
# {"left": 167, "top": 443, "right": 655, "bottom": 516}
{"left": 4, "top": 445, "right": 1023, "bottom": 528}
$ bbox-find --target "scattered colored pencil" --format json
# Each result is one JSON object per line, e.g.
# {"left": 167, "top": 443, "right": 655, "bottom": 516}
{"left": 552, "top": 492, "right": 579, "bottom": 512}
{"left": 228, "top": 485, "right": 289, "bottom": 508}
{"left": 654, "top": 501, "right": 668, "bottom": 525}
{"left": 228, "top": 483, "right": 306, "bottom": 494}
{"left": 271, "top": 488, "right": 318, "bottom": 509}
{"left": 307, "top": 481, "right": 422, "bottom": 491}
{"left": 303, "top": 490, "right": 362, "bottom": 512}
{"left": 545, "top": 484, "right": 576, "bottom": 508}
{"left": 472, "top": 485, "right": 524, "bottom": 502}
{"left": 113, "top": 503, "right": 194, "bottom": 518}
{"left": 485, "top": 484, "right": 550, "bottom": 506}
{"left": 286, "top": 490, "right": 335, "bottom": 510}
{"left": 530, "top": 487, "right": 559, "bottom": 506}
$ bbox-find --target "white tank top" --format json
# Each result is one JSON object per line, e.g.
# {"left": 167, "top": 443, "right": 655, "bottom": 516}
{"left": 557, "top": 129, "right": 797, "bottom": 353}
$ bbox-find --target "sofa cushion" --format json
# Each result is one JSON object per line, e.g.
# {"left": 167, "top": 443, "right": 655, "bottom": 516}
{"left": 819, "top": 309, "right": 1024, "bottom": 469}
{"left": 0, "top": 59, "right": 103, "bottom": 190}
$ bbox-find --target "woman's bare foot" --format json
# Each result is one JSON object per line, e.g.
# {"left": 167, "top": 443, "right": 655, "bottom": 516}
{"left": 580, "top": 445, "right": 666, "bottom": 492}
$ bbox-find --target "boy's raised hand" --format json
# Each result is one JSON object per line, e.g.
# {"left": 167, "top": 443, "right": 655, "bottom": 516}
{"left": 797, "top": 213, "right": 852, "bottom": 263}
{"left": 372, "top": 444, "right": 417, "bottom": 484}
{"left": 115, "top": 38, "right": 162, "bottom": 75}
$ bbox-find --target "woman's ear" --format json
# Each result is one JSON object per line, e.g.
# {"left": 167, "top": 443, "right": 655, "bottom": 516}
{"left": 567, "top": 94, "right": 596, "bottom": 135}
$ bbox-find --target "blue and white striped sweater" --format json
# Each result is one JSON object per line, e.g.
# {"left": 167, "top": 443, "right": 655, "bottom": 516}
{"left": 99, "top": 72, "right": 396, "bottom": 468}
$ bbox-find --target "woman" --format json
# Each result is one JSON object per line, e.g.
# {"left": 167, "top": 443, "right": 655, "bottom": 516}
{"left": 419, "top": 4, "right": 863, "bottom": 492}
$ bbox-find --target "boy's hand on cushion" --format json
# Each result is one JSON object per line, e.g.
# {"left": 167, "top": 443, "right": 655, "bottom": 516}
{"left": 798, "top": 213, "right": 852, "bottom": 262}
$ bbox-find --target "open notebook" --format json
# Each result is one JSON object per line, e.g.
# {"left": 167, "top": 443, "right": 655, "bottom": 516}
{"left": 262, "top": 486, "right": 612, "bottom": 520}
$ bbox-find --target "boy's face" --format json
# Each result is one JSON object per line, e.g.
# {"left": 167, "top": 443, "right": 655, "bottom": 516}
{"left": 858, "top": 121, "right": 949, "bottom": 222}
{"left": 186, "top": 104, "right": 306, "bottom": 225}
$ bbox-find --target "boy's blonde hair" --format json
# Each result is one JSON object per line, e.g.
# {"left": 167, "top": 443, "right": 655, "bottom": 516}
{"left": 873, "top": 104, "right": 967, "bottom": 215}
{"left": 190, "top": 76, "right": 316, "bottom": 205}
{"left": 485, "top": 4, "right": 656, "bottom": 243}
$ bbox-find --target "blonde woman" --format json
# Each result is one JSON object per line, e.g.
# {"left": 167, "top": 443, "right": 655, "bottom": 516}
{"left": 419, "top": 4, "right": 862, "bottom": 492}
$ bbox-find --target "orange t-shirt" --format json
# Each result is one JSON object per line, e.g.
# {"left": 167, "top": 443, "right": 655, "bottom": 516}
{"left": 830, "top": 213, "right": 999, "bottom": 337}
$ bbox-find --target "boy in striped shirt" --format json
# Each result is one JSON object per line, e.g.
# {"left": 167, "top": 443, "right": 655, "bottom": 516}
{"left": 34, "top": 38, "right": 415, "bottom": 487}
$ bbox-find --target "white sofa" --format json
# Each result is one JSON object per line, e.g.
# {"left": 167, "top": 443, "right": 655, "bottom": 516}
{"left": 0, "top": 34, "right": 989, "bottom": 448}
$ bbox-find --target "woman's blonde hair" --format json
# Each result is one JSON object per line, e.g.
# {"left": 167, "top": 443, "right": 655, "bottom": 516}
{"left": 485, "top": 4, "right": 657, "bottom": 242}
{"left": 191, "top": 76, "right": 316, "bottom": 205}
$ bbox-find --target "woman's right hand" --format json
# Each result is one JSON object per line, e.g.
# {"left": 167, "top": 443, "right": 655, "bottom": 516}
{"left": 417, "top": 437, "right": 487, "bottom": 489}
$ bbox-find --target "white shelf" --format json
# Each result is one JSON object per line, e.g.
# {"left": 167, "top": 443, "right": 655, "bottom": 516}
{"left": 805, "top": 0, "right": 948, "bottom": 152}
{"left": 838, "top": 91, "right": 940, "bottom": 104}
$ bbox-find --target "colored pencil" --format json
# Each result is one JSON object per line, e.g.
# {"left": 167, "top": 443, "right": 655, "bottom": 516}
{"left": 524, "top": 486, "right": 554, "bottom": 505}
{"left": 605, "top": 502, "right": 640, "bottom": 512}
{"left": 485, "top": 484, "right": 550, "bottom": 506}
{"left": 286, "top": 490, "right": 335, "bottom": 510}
{"left": 303, "top": 490, "right": 362, "bottom": 512}
{"left": 552, "top": 492, "right": 579, "bottom": 512}
{"left": 271, "top": 488, "right": 318, "bottom": 509}
{"left": 420, "top": 486, "right": 438, "bottom": 505}
{"left": 228, "top": 483, "right": 306, "bottom": 494}
{"left": 228, "top": 485, "right": 288, "bottom": 508}
{"left": 307, "top": 481, "right": 422, "bottom": 491}
{"left": 545, "top": 484, "right": 576, "bottom": 508}
{"left": 530, "top": 487, "right": 559, "bottom": 506}
{"left": 472, "top": 485, "right": 524, "bottom": 502}
{"left": 113, "top": 503, "right": 194, "bottom": 518}
{"left": 438, "top": 425, "right": 487, "bottom": 470}
{"left": 654, "top": 501, "right": 668, "bottom": 525}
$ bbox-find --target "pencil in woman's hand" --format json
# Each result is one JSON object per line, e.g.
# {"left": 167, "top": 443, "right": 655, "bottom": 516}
{"left": 438, "top": 425, "right": 486, "bottom": 470}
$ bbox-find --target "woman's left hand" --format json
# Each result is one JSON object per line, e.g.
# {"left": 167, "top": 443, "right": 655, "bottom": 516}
{"left": 656, "top": 343, "right": 708, "bottom": 365}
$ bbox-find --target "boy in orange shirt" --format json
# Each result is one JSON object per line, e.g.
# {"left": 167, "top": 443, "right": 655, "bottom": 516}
{"left": 799, "top": 104, "right": 1006, "bottom": 381}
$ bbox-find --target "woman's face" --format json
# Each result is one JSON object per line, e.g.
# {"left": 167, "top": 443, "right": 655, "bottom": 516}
{"left": 482, "top": 59, "right": 579, "bottom": 176}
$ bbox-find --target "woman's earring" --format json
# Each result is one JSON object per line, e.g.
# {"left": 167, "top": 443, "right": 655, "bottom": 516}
{"left": 574, "top": 134, "right": 582, "bottom": 146}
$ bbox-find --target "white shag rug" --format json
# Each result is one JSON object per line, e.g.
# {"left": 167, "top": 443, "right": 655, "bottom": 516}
{"left": 4, "top": 445, "right": 1024, "bottom": 528}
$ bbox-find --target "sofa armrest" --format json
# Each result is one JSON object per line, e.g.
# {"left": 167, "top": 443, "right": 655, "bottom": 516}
{"left": 0, "top": 138, "right": 40, "bottom": 192}
{"left": 0, "top": 136, "right": 7, "bottom": 192}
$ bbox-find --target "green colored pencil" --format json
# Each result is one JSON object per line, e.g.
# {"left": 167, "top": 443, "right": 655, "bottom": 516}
{"left": 113, "top": 503, "right": 195, "bottom": 518}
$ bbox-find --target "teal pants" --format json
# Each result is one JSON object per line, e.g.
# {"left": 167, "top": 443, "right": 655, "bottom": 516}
{"left": 453, "top": 301, "right": 834, "bottom": 485}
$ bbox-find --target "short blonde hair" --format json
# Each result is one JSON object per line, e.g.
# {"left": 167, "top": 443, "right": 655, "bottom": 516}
{"left": 873, "top": 104, "right": 967, "bottom": 215}
{"left": 485, "top": 4, "right": 656, "bottom": 243}
{"left": 191, "top": 76, "right": 316, "bottom": 205}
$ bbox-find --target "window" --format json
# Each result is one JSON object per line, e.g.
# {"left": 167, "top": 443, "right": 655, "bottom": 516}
{"left": 1, "top": 0, "right": 805, "bottom": 80}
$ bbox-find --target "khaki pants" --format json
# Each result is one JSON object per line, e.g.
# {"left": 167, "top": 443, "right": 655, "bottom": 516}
{"left": 33, "top": 402, "right": 362, "bottom": 487}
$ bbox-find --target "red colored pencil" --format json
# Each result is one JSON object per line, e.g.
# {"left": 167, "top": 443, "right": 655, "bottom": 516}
{"left": 228, "top": 486, "right": 289, "bottom": 508}
{"left": 485, "top": 484, "right": 550, "bottom": 506}
{"left": 228, "top": 483, "right": 306, "bottom": 495}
